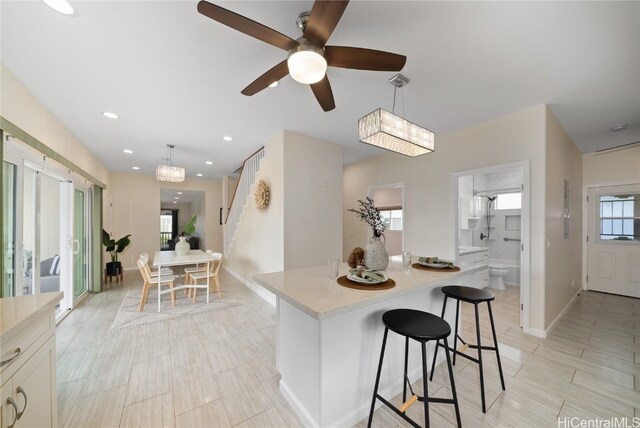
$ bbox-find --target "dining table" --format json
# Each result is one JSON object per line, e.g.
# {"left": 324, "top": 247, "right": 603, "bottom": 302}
{"left": 152, "top": 249, "right": 213, "bottom": 312}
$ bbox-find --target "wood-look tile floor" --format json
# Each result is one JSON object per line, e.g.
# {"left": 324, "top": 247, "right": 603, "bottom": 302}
{"left": 57, "top": 271, "right": 639, "bottom": 428}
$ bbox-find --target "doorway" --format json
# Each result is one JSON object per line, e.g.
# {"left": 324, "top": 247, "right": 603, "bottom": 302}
{"left": 586, "top": 184, "right": 640, "bottom": 297}
{"left": 452, "top": 160, "right": 531, "bottom": 331}
{"left": 160, "top": 189, "right": 206, "bottom": 251}
{"left": 368, "top": 183, "right": 404, "bottom": 256}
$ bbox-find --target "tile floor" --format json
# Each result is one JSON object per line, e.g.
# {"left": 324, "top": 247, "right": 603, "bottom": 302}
{"left": 56, "top": 270, "right": 639, "bottom": 427}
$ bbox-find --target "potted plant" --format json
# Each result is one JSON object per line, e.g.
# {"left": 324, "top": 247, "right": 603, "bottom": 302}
{"left": 181, "top": 214, "right": 197, "bottom": 237}
{"left": 175, "top": 215, "right": 197, "bottom": 255}
{"left": 348, "top": 197, "right": 389, "bottom": 270}
{"left": 102, "top": 230, "right": 132, "bottom": 276}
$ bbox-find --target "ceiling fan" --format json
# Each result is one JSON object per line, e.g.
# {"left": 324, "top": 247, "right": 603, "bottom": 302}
{"left": 197, "top": 0, "right": 407, "bottom": 112}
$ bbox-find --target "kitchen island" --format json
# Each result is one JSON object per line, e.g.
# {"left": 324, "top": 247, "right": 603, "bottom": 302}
{"left": 254, "top": 258, "right": 482, "bottom": 427}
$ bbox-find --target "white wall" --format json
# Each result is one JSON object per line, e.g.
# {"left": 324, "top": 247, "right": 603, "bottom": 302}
{"left": 344, "top": 105, "right": 548, "bottom": 330}
{"left": 544, "top": 108, "right": 583, "bottom": 326}
{"left": 1, "top": 65, "right": 110, "bottom": 188}
{"left": 226, "top": 132, "right": 285, "bottom": 281}
{"left": 226, "top": 131, "right": 343, "bottom": 295}
{"left": 583, "top": 146, "right": 640, "bottom": 186}
{"left": 110, "top": 173, "right": 223, "bottom": 270}
{"left": 371, "top": 187, "right": 402, "bottom": 208}
{"left": 283, "top": 131, "right": 343, "bottom": 270}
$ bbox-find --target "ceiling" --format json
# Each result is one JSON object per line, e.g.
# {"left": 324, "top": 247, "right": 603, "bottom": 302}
{"left": 2, "top": 1, "right": 638, "bottom": 180}
{"left": 160, "top": 189, "right": 204, "bottom": 205}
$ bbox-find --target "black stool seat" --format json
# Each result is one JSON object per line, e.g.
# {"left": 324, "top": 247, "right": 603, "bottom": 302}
{"left": 442, "top": 285, "right": 495, "bottom": 303}
{"left": 383, "top": 309, "right": 451, "bottom": 341}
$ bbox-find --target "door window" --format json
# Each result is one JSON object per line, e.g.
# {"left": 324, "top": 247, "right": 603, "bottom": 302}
{"left": 598, "top": 194, "right": 639, "bottom": 241}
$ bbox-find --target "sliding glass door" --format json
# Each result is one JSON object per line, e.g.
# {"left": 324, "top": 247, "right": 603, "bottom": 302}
{"left": 4, "top": 137, "right": 95, "bottom": 318}
{"left": 2, "top": 161, "right": 17, "bottom": 297}
{"left": 73, "top": 188, "right": 89, "bottom": 299}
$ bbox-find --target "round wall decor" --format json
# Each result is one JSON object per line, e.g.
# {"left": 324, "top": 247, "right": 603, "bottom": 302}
{"left": 255, "top": 179, "right": 270, "bottom": 212}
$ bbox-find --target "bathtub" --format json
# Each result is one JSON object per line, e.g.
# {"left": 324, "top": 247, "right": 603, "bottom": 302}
{"left": 489, "top": 258, "right": 520, "bottom": 286}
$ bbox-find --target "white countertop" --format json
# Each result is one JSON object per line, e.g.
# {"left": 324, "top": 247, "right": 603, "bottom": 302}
{"left": 254, "top": 259, "right": 482, "bottom": 319}
{"left": 459, "top": 246, "right": 488, "bottom": 255}
{"left": 0, "top": 292, "right": 63, "bottom": 345}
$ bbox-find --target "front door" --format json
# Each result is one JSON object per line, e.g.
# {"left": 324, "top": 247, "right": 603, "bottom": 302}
{"left": 587, "top": 184, "right": 640, "bottom": 297}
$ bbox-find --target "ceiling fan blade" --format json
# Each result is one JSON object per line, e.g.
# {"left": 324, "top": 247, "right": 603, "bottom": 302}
{"left": 310, "top": 75, "right": 336, "bottom": 112}
{"left": 325, "top": 46, "right": 406, "bottom": 71}
{"left": 304, "top": 0, "right": 349, "bottom": 47}
{"left": 198, "top": 1, "right": 298, "bottom": 51}
{"left": 241, "top": 60, "right": 290, "bottom": 96}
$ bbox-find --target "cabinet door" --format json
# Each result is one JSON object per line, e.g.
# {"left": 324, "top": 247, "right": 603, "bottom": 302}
{"left": 1, "top": 381, "right": 15, "bottom": 428}
{"left": 12, "top": 336, "right": 56, "bottom": 428}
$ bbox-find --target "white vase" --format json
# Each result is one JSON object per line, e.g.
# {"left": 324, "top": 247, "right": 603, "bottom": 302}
{"left": 175, "top": 236, "right": 190, "bottom": 256}
{"left": 365, "top": 235, "right": 389, "bottom": 271}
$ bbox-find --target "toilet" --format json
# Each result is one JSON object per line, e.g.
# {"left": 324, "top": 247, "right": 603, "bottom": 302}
{"left": 488, "top": 264, "right": 509, "bottom": 290}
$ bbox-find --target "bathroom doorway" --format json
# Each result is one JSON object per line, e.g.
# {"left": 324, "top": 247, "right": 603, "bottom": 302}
{"left": 451, "top": 161, "right": 531, "bottom": 332}
{"left": 369, "top": 183, "right": 404, "bottom": 257}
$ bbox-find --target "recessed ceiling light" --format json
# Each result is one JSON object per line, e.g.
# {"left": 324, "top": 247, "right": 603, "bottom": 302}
{"left": 174, "top": 197, "right": 179, "bottom": 200}
{"left": 102, "top": 111, "right": 119, "bottom": 119}
{"left": 42, "top": 0, "right": 74, "bottom": 15}
{"left": 610, "top": 123, "right": 628, "bottom": 132}
{"left": 177, "top": 192, "right": 183, "bottom": 195}
{"left": 197, "top": 173, "right": 203, "bottom": 177}
{"left": 173, "top": 201, "right": 177, "bottom": 204}
{"left": 269, "top": 81, "right": 278, "bottom": 88}
{"left": 131, "top": 166, "right": 140, "bottom": 170}
{"left": 206, "top": 161, "right": 213, "bottom": 165}
{"left": 123, "top": 149, "right": 133, "bottom": 154}
{"left": 222, "top": 136, "right": 233, "bottom": 141}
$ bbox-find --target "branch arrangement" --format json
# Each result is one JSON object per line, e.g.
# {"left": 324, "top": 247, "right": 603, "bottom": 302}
{"left": 348, "top": 197, "right": 386, "bottom": 238}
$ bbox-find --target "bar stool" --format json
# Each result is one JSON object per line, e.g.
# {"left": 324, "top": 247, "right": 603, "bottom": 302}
{"left": 368, "top": 309, "right": 462, "bottom": 428}
{"left": 429, "top": 286, "right": 505, "bottom": 413}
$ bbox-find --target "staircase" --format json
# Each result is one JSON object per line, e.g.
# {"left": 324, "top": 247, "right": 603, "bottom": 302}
{"left": 224, "top": 147, "right": 265, "bottom": 256}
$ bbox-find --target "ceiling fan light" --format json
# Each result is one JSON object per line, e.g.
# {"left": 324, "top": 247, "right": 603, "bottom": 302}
{"left": 287, "top": 44, "right": 327, "bottom": 85}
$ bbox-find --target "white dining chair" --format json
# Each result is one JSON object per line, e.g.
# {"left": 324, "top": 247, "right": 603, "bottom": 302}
{"left": 189, "top": 252, "right": 223, "bottom": 302}
{"left": 139, "top": 253, "right": 173, "bottom": 277}
{"left": 184, "top": 249, "right": 213, "bottom": 284}
{"left": 136, "top": 259, "right": 177, "bottom": 311}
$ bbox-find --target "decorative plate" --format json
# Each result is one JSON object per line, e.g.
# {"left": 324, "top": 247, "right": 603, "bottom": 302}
{"left": 418, "top": 261, "right": 450, "bottom": 269}
{"left": 255, "top": 179, "right": 270, "bottom": 212}
{"left": 347, "top": 273, "right": 388, "bottom": 284}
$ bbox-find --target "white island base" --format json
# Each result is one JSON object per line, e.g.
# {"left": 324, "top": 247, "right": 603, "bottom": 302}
{"left": 255, "top": 260, "right": 481, "bottom": 427}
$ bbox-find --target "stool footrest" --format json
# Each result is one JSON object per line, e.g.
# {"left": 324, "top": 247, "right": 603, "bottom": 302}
{"left": 468, "top": 344, "right": 499, "bottom": 351}
{"left": 437, "top": 342, "right": 481, "bottom": 364}
{"left": 376, "top": 395, "right": 421, "bottom": 428}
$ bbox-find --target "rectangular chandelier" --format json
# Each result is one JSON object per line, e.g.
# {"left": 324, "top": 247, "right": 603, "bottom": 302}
{"left": 156, "top": 165, "right": 185, "bottom": 182}
{"left": 358, "top": 108, "right": 434, "bottom": 157}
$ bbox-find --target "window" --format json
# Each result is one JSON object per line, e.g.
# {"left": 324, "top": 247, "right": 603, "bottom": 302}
{"left": 379, "top": 209, "right": 403, "bottom": 231}
{"left": 599, "top": 194, "right": 639, "bottom": 241}
{"left": 495, "top": 193, "right": 521, "bottom": 210}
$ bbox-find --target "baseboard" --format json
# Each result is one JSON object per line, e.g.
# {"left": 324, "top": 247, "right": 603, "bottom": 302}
{"left": 223, "top": 266, "right": 276, "bottom": 307}
{"left": 279, "top": 380, "right": 319, "bottom": 428}
{"left": 544, "top": 288, "right": 581, "bottom": 337}
{"left": 523, "top": 326, "right": 547, "bottom": 338}
{"left": 279, "top": 358, "right": 441, "bottom": 427}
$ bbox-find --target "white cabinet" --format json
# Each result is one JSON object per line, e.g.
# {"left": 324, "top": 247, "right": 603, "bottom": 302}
{"left": 459, "top": 250, "right": 489, "bottom": 289}
{"left": 0, "top": 293, "right": 61, "bottom": 428}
